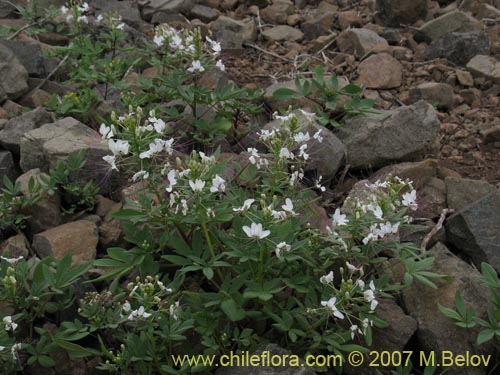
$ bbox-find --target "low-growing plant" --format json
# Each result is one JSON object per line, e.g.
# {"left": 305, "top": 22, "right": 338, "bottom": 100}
{"left": 439, "top": 262, "right": 500, "bottom": 346}
{"left": 272, "top": 65, "right": 378, "bottom": 128}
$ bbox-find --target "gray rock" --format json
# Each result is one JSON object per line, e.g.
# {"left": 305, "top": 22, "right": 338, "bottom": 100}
{"left": 301, "top": 9, "right": 335, "bottom": 40}
{"left": 482, "top": 125, "right": 500, "bottom": 144}
{"left": 189, "top": 4, "right": 219, "bottom": 22}
{"left": 0, "top": 108, "right": 53, "bottom": 156}
{"left": 409, "top": 82, "right": 455, "bottom": 109}
{"left": 262, "top": 25, "right": 304, "bottom": 42}
{"left": 0, "top": 40, "right": 46, "bottom": 77}
{"left": 33, "top": 220, "right": 98, "bottom": 264}
{"left": 425, "top": 31, "right": 490, "bottom": 66}
{"left": 137, "top": 0, "right": 195, "bottom": 20}
{"left": 376, "top": 0, "right": 428, "bottom": 27}
{"left": 418, "top": 177, "right": 446, "bottom": 219}
{"left": 261, "top": 0, "right": 294, "bottom": 24}
{"left": 0, "top": 44, "right": 29, "bottom": 102}
{"left": 94, "top": 0, "right": 144, "bottom": 28}
{"left": 20, "top": 117, "right": 109, "bottom": 174}
{"left": 216, "top": 343, "right": 315, "bottom": 375}
{"left": 16, "top": 168, "right": 63, "bottom": 235}
{"left": 445, "top": 177, "right": 496, "bottom": 212}
{"left": 0, "top": 2, "right": 16, "bottom": 18}
{"left": 0, "top": 151, "right": 17, "bottom": 188}
{"left": 337, "top": 28, "right": 388, "bottom": 58}
{"left": 401, "top": 242, "right": 494, "bottom": 375}
{"left": 414, "top": 10, "right": 483, "bottom": 43}
{"left": 371, "top": 159, "right": 439, "bottom": 189}
{"left": 0, "top": 233, "right": 30, "bottom": 259}
{"left": 336, "top": 101, "right": 440, "bottom": 170}
{"left": 212, "top": 16, "right": 257, "bottom": 49}
{"left": 446, "top": 191, "right": 500, "bottom": 273}
{"left": 466, "top": 55, "right": 500, "bottom": 85}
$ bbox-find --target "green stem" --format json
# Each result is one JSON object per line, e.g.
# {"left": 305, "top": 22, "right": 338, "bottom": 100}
{"left": 201, "top": 221, "right": 224, "bottom": 281}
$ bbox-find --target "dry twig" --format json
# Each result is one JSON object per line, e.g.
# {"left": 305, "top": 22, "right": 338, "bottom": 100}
{"left": 420, "top": 208, "right": 454, "bottom": 253}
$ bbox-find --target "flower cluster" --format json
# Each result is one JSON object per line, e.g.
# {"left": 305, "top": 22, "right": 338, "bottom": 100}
{"left": 60, "top": 1, "right": 90, "bottom": 24}
{"left": 152, "top": 25, "right": 225, "bottom": 73}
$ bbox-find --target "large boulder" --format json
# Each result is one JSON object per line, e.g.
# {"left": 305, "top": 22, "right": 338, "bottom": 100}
{"left": 414, "top": 11, "right": 483, "bottom": 43}
{"left": 0, "top": 44, "right": 29, "bottom": 102}
{"left": 445, "top": 177, "right": 496, "bottom": 212}
{"left": 335, "top": 101, "right": 440, "bottom": 170}
{"left": 446, "top": 191, "right": 500, "bottom": 273}
{"left": 20, "top": 117, "right": 108, "bottom": 174}
{"left": 0, "top": 108, "right": 53, "bottom": 156}
{"left": 401, "top": 242, "right": 494, "bottom": 375}
{"left": 376, "top": 0, "right": 427, "bottom": 27}
{"left": 425, "top": 31, "right": 490, "bottom": 66}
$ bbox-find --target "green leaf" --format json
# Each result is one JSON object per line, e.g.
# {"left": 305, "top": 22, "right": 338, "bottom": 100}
{"left": 438, "top": 303, "right": 462, "bottom": 321}
{"left": 340, "top": 84, "right": 363, "bottom": 95}
{"left": 38, "top": 355, "right": 56, "bottom": 368}
{"left": 477, "top": 329, "right": 496, "bottom": 345}
{"left": 220, "top": 298, "right": 246, "bottom": 322}
{"left": 203, "top": 267, "right": 214, "bottom": 280}
{"left": 111, "top": 208, "right": 145, "bottom": 221}
{"left": 272, "top": 88, "right": 304, "bottom": 100}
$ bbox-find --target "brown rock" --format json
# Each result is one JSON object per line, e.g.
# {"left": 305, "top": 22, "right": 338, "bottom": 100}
{"left": 301, "top": 9, "right": 335, "bottom": 40}
{"left": 338, "top": 10, "right": 362, "bottom": 30}
{"left": 482, "top": 125, "right": 500, "bottom": 144}
{"left": 455, "top": 70, "right": 474, "bottom": 87}
{"left": 337, "top": 28, "right": 388, "bottom": 58}
{"left": 356, "top": 53, "right": 403, "bottom": 89}
{"left": 260, "top": 0, "right": 294, "bottom": 25}
{"left": 0, "top": 233, "right": 30, "bottom": 259}
{"left": 409, "top": 82, "right": 455, "bottom": 109}
{"left": 32, "top": 220, "right": 98, "bottom": 264}
{"left": 20, "top": 88, "right": 52, "bottom": 108}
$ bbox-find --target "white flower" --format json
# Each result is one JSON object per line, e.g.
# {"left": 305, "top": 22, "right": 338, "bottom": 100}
{"left": 140, "top": 139, "right": 167, "bottom": 159}
{"left": 96, "top": 14, "right": 104, "bottom": 23}
{"left": 127, "top": 306, "right": 152, "bottom": 321}
{"left": 60, "top": 5, "right": 69, "bottom": 14}
{"left": 346, "top": 261, "right": 361, "bottom": 273}
{"left": 209, "top": 38, "right": 222, "bottom": 55}
{"left": 363, "top": 280, "right": 378, "bottom": 311}
{"left": 357, "top": 279, "right": 365, "bottom": 289}
{"left": 0, "top": 256, "right": 23, "bottom": 264}
{"left": 149, "top": 117, "right": 166, "bottom": 134}
{"left": 320, "top": 271, "right": 334, "bottom": 285}
{"left": 370, "top": 204, "right": 383, "bottom": 220}
{"left": 332, "top": 208, "right": 348, "bottom": 227}
{"left": 294, "top": 132, "right": 310, "bottom": 143}
{"left": 315, "top": 176, "right": 326, "bottom": 192}
{"left": 116, "top": 22, "right": 125, "bottom": 30}
{"left": 362, "top": 232, "right": 377, "bottom": 245}
{"left": 108, "top": 139, "right": 129, "bottom": 155}
{"left": 298, "top": 144, "right": 309, "bottom": 160}
{"left": 274, "top": 113, "right": 296, "bottom": 122}
{"left": 299, "top": 109, "right": 316, "bottom": 120}
{"left": 210, "top": 175, "right": 226, "bottom": 193}
{"left": 153, "top": 34, "right": 164, "bottom": 47}
{"left": 99, "top": 123, "right": 114, "bottom": 140}
{"left": 313, "top": 129, "right": 323, "bottom": 143}
{"left": 206, "top": 207, "right": 215, "bottom": 218}
{"left": 2, "top": 316, "right": 18, "bottom": 332}
{"left": 181, "top": 199, "right": 188, "bottom": 215}
{"left": 103, "top": 155, "right": 118, "bottom": 171}
{"left": 275, "top": 242, "right": 291, "bottom": 258}
{"left": 122, "top": 301, "right": 131, "bottom": 312}
{"left": 258, "top": 129, "right": 276, "bottom": 141}
{"left": 77, "top": 2, "right": 89, "bottom": 13}
{"left": 321, "top": 297, "right": 344, "bottom": 319}
{"left": 187, "top": 60, "right": 205, "bottom": 73}
{"left": 66, "top": 14, "right": 74, "bottom": 22}
{"left": 247, "top": 148, "right": 259, "bottom": 165}
{"left": 289, "top": 171, "right": 304, "bottom": 186}
{"left": 350, "top": 324, "right": 362, "bottom": 339}
{"left": 271, "top": 210, "right": 287, "bottom": 221}
{"left": 132, "top": 170, "right": 149, "bottom": 182}
{"left": 279, "top": 147, "right": 294, "bottom": 160}
{"left": 170, "top": 301, "right": 180, "bottom": 321}
{"left": 199, "top": 152, "right": 215, "bottom": 164}
{"left": 362, "top": 318, "right": 373, "bottom": 330}
{"left": 242, "top": 222, "right": 270, "bottom": 239}
{"left": 402, "top": 190, "right": 418, "bottom": 211}
{"left": 77, "top": 15, "right": 88, "bottom": 24}
{"left": 166, "top": 170, "right": 177, "bottom": 192}
{"left": 189, "top": 179, "right": 205, "bottom": 192}
{"left": 281, "top": 198, "right": 297, "bottom": 216}
{"left": 216, "top": 59, "right": 225, "bottom": 71}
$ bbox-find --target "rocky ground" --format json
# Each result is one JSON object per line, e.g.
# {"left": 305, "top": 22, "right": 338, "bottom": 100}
{"left": 0, "top": 0, "right": 500, "bottom": 374}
